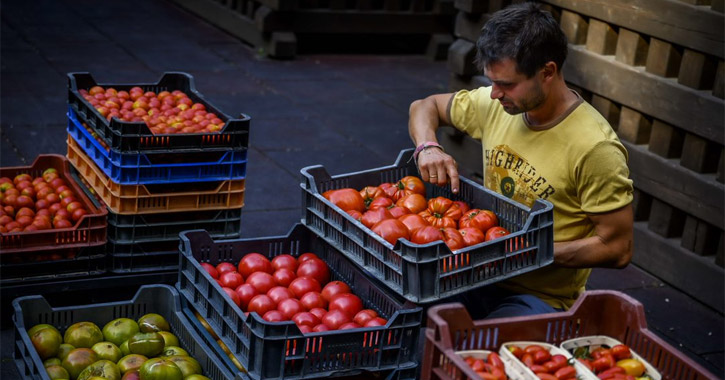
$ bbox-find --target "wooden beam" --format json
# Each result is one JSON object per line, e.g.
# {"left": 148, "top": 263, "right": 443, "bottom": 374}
{"left": 648, "top": 198, "right": 686, "bottom": 238}
{"left": 541, "top": 0, "right": 725, "bottom": 59}
{"left": 615, "top": 28, "right": 649, "bottom": 66}
{"left": 585, "top": 19, "right": 618, "bottom": 55}
{"left": 560, "top": 10, "right": 589, "bottom": 45}
{"left": 678, "top": 49, "right": 718, "bottom": 90}
{"left": 648, "top": 119, "right": 684, "bottom": 158}
{"left": 681, "top": 216, "right": 722, "bottom": 256}
{"left": 632, "top": 222, "right": 724, "bottom": 313}
{"left": 563, "top": 45, "right": 724, "bottom": 144}
{"left": 447, "top": 38, "right": 477, "bottom": 76}
{"left": 714, "top": 60, "right": 724, "bottom": 99}
{"left": 645, "top": 38, "right": 682, "bottom": 78}
{"left": 680, "top": 132, "right": 722, "bottom": 173}
{"left": 618, "top": 107, "right": 652, "bottom": 144}
{"left": 168, "top": 0, "right": 264, "bottom": 47}
{"left": 632, "top": 188, "right": 653, "bottom": 221}
{"left": 624, "top": 140, "right": 725, "bottom": 229}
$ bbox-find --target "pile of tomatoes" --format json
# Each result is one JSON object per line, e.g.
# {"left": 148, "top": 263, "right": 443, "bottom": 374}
{"left": 0, "top": 169, "right": 90, "bottom": 234}
{"left": 322, "top": 175, "right": 509, "bottom": 251}
{"left": 507, "top": 344, "right": 578, "bottom": 380}
{"left": 79, "top": 86, "right": 225, "bottom": 135}
{"left": 200, "top": 252, "right": 387, "bottom": 333}
{"left": 574, "top": 344, "right": 649, "bottom": 379}
{"left": 460, "top": 351, "right": 508, "bottom": 380}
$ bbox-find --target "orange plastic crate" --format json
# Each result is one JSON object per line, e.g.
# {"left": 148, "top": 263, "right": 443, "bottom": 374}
{"left": 67, "top": 135, "right": 245, "bottom": 214}
{"left": 422, "top": 290, "right": 718, "bottom": 380}
{"left": 0, "top": 154, "right": 107, "bottom": 253}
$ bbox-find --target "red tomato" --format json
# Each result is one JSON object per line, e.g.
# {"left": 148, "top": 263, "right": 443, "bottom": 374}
{"left": 266, "top": 286, "right": 294, "bottom": 304}
{"left": 543, "top": 359, "right": 565, "bottom": 373}
{"left": 309, "top": 308, "right": 327, "bottom": 320}
{"left": 485, "top": 226, "right": 510, "bottom": 241}
{"left": 262, "top": 310, "right": 286, "bottom": 322}
{"left": 247, "top": 295, "right": 276, "bottom": 316}
{"left": 395, "top": 193, "right": 427, "bottom": 214}
{"left": 272, "top": 268, "right": 296, "bottom": 287}
{"left": 298, "top": 253, "right": 318, "bottom": 262}
{"left": 353, "top": 310, "right": 378, "bottom": 326}
{"left": 291, "top": 312, "right": 320, "bottom": 327}
{"left": 338, "top": 322, "right": 361, "bottom": 330}
{"left": 234, "top": 284, "right": 258, "bottom": 310}
{"left": 368, "top": 197, "right": 393, "bottom": 210}
{"left": 296, "top": 258, "right": 330, "bottom": 285}
{"left": 246, "top": 271, "right": 276, "bottom": 294}
{"left": 216, "top": 262, "right": 237, "bottom": 275}
{"left": 535, "top": 373, "right": 557, "bottom": 380}
{"left": 363, "top": 318, "right": 387, "bottom": 327}
{"left": 577, "top": 358, "right": 593, "bottom": 371}
{"left": 328, "top": 293, "right": 363, "bottom": 318}
{"left": 459, "top": 227, "right": 485, "bottom": 247}
{"left": 529, "top": 364, "right": 547, "bottom": 373}
{"left": 382, "top": 176, "right": 425, "bottom": 201}
{"left": 553, "top": 366, "right": 577, "bottom": 380}
{"left": 321, "top": 281, "right": 351, "bottom": 302}
{"left": 322, "top": 188, "right": 365, "bottom": 213}
{"left": 221, "top": 287, "right": 240, "bottom": 307}
{"left": 288, "top": 276, "right": 322, "bottom": 298}
{"left": 410, "top": 225, "right": 443, "bottom": 245}
{"left": 441, "top": 227, "right": 465, "bottom": 250}
{"left": 271, "top": 254, "right": 298, "bottom": 272}
{"left": 346, "top": 209, "right": 363, "bottom": 221}
{"left": 321, "top": 309, "right": 351, "bottom": 330}
{"left": 419, "top": 197, "right": 463, "bottom": 228}
{"left": 299, "top": 291, "right": 327, "bottom": 310}
{"left": 277, "top": 298, "right": 304, "bottom": 320}
{"left": 398, "top": 213, "right": 429, "bottom": 233}
{"left": 313, "top": 324, "right": 330, "bottom": 332}
{"left": 459, "top": 208, "right": 498, "bottom": 232}
{"left": 611, "top": 344, "right": 632, "bottom": 360}
{"left": 371, "top": 219, "right": 410, "bottom": 245}
{"left": 298, "top": 325, "right": 313, "bottom": 334}
{"left": 219, "top": 271, "right": 245, "bottom": 289}
{"left": 487, "top": 352, "right": 504, "bottom": 370}
{"left": 533, "top": 349, "right": 551, "bottom": 364}
{"left": 591, "top": 355, "right": 615, "bottom": 373}
{"left": 453, "top": 200, "right": 470, "bottom": 214}
{"left": 360, "top": 207, "right": 394, "bottom": 228}
{"left": 386, "top": 205, "right": 410, "bottom": 218}
{"left": 521, "top": 353, "right": 535, "bottom": 368}
{"left": 359, "top": 186, "right": 385, "bottom": 208}
{"left": 238, "top": 253, "right": 273, "bottom": 277}
{"left": 201, "top": 263, "right": 219, "bottom": 279}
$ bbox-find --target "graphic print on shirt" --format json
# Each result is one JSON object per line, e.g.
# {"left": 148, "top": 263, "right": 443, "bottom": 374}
{"left": 484, "top": 145, "right": 556, "bottom": 207}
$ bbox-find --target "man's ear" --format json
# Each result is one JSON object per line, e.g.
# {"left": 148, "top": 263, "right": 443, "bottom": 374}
{"left": 541, "top": 61, "right": 558, "bottom": 81}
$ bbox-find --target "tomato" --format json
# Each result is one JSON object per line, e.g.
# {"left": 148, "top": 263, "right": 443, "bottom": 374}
{"left": 577, "top": 358, "right": 593, "bottom": 371}
{"left": 368, "top": 197, "right": 393, "bottom": 210}
{"left": 221, "top": 288, "right": 240, "bottom": 307}
{"left": 246, "top": 272, "right": 276, "bottom": 294}
{"left": 353, "top": 309, "right": 378, "bottom": 326}
{"left": 247, "top": 295, "right": 276, "bottom": 316}
{"left": 441, "top": 227, "right": 465, "bottom": 250}
{"left": 271, "top": 254, "right": 298, "bottom": 272}
{"left": 219, "top": 271, "right": 244, "bottom": 289}
{"left": 535, "top": 373, "right": 557, "bottom": 380}
{"left": 339, "top": 322, "right": 361, "bottom": 330}
{"left": 321, "top": 310, "right": 351, "bottom": 330}
{"left": 266, "top": 286, "right": 294, "bottom": 304}
{"left": 398, "top": 213, "right": 429, "bottom": 233}
{"left": 361, "top": 207, "right": 394, "bottom": 228}
{"left": 591, "top": 347, "right": 611, "bottom": 360}
{"left": 359, "top": 186, "right": 385, "bottom": 208}
{"left": 322, "top": 188, "right": 365, "bottom": 212}
{"left": 459, "top": 227, "right": 485, "bottom": 247}
{"left": 234, "top": 284, "right": 258, "bottom": 310}
{"left": 328, "top": 293, "right": 363, "bottom": 318}
{"left": 591, "top": 355, "right": 615, "bottom": 373}
{"left": 277, "top": 298, "right": 304, "bottom": 320}
{"left": 298, "top": 253, "right": 319, "bottom": 262}
{"left": 453, "top": 200, "right": 470, "bottom": 214}
{"left": 321, "top": 281, "right": 351, "bottom": 302}
{"left": 371, "top": 218, "right": 410, "bottom": 245}
{"left": 508, "top": 345, "right": 524, "bottom": 359}
{"left": 288, "top": 276, "right": 322, "bottom": 298}
{"left": 410, "top": 225, "right": 443, "bottom": 245}
{"left": 610, "top": 344, "right": 632, "bottom": 361}
{"left": 299, "top": 291, "right": 327, "bottom": 310}
{"left": 395, "top": 193, "right": 427, "bottom": 214}
{"left": 309, "top": 308, "right": 327, "bottom": 320}
{"left": 364, "top": 317, "right": 387, "bottom": 327}
{"left": 313, "top": 324, "right": 330, "bottom": 332}
{"left": 597, "top": 366, "right": 626, "bottom": 378}
{"left": 533, "top": 349, "right": 551, "bottom": 364}
{"left": 487, "top": 352, "right": 504, "bottom": 370}
{"left": 485, "top": 226, "right": 510, "bottom": 241}
{"left": 543, "top": 359, "right": 564, "bottom": 372}
{"left": 216, "top": 262, "right": 237, "bottom": 275}
{"left": 296, "top": 258, "right": 330, "bottom": 285}
{"left": 346, "top": 209, "right": 363, "bottom": 221}
{"left": 262, "top": 310, "right": 286, "bottom": 322}
{"left": 292, "top": 312, "right": 320, "bottom": 327}
{"left": 521, "top": 353, "right": 535, "bottom": 367}
{"left": 382, "top": 176, "right": 425, "bottom": 201}
{"left": 419, "top": 197, "right": 462, "bottom": 228}
{"left": 616, "top": 359, "right": 645, "bottom": 376}
{"left": 459, "top": 209, "right": 498, "bottom": 232}
{"left": 529, "top": 364, "right": 547, "bottom": 373}
{"left": 553, "top": 366, "right": 577, "bottom": 379}
{"left": 387, "top": 205, "right": 410, "bottom": 218}
{"left": 272, "top": 268, "right": 296, "bottom": 287}
{"left": 200, "top": 263, "right": 219, "bottom": 279}
{"left": 139, "top": 357, "right": 183, "bottom": 380}
{"left": 238, "top": 253, "right": 273, "bottom": 277}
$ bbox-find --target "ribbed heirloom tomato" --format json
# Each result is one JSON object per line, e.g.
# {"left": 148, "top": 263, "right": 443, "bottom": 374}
{"left": 322, "top": 188, "right": 365, "bottom": 213}
{"left": 371, "top": 218, "right": 410, "bottom": 245}
{"left": 460, "top": 208, "right": 498, "bottom": 232}
{"left": 419, "top": 197, "right": 462, "bottom": 228}
{"left": 381, "top": 176, "right": 425, "bottom": 201}
{"left": 398, "top": 213, "right": 430, "bottom": 234}
{"left": 410, "top": 225, "right": 444, "bottom": 245}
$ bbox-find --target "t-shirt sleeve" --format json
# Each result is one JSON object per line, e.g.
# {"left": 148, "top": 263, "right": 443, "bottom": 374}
{"left": 577, "top": 140, "right": 634, "bottom": 214}
{"left": 449, "top": 88, "right": 488, "bottom": 140}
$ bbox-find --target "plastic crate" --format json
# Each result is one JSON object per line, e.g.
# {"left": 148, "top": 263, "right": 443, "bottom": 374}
{"left": 560, "top": 335, "right": 662, "bottom": 380}
{"left": 67, "top": 135, "right": 245, "bottom": 214}
{"left": 12, "top": 284, "right": 236, "bottom": 380}
{"left": 421, "top": 291, "right": 719, "bottom": 380}
{"left": 68, "top": 109, "right": 247, "bottom": 185}
{"left": 0, "top": 244, "right": 106, "bottom": 285}
{"left": 0, "top": 155, "right": 108, "bottom": 253}
{"left": 177, "top": 224, "right": 423, "bottom": 380}
{"left": 67, "top": 72, "right": 250, "bottom": 154}
{"left": 300, "top": 148, "right": 554, "bottom": 304}
{"left": 107, "top": 207, "right": 242, "bottom": 242}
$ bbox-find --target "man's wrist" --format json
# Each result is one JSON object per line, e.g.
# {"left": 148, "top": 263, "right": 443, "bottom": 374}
{"left": 413, "top": 141, "right": 445, "bottom": 162}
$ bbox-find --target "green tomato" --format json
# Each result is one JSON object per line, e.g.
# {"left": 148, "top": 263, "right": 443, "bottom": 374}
{"left": 127, "top": 332, "right": 165, "bottom": 357}
{"left": 102, "top": 318, "right": 140, "bottom": 347}
{"left": 139, "top": 358, "right": 183, "bottom": 380}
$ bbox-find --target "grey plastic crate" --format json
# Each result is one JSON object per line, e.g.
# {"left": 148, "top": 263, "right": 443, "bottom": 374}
{"left": 13, "top": 284, "right": 236, "bottom": 380}
{"left": 300, "top": 149, "right": 554, "bottom": 304}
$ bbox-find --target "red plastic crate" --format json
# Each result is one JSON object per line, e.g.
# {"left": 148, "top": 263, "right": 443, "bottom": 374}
{"left": 0, "top": 155, "right": 107, "bottom": 253}
{"left": 422, "top": 290, "right": 718, "bottom": 380}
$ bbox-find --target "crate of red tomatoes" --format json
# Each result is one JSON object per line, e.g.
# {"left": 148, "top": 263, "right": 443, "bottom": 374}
{"left": 300, "top": 149, "right": 554, "bottom": 303}
{"left": 421, "top": 291, "right": 717, "bottom": 380}
{"left": 0, "top": 155, "right": 107, "bottom": 284}
{"left": 177, "top": 223, "right": 423, "bottom": 380}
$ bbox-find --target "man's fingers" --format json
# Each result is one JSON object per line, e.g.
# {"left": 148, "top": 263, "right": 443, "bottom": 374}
{"left": 446, "top": 161, "right": 460, "bottom": 193}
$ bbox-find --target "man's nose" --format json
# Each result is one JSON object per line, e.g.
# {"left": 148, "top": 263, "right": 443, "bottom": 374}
{"left": 490, "top": 84, "right": 503, "bottom": 99}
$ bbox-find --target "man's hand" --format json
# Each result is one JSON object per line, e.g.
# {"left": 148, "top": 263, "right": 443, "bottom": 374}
{"left": 417, "top": 147, "right": 460, "bottom": 193}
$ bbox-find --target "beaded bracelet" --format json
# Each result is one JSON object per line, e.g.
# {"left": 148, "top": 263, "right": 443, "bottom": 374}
{"left": 413, "top": 141, "right": 445, "bottom": 163}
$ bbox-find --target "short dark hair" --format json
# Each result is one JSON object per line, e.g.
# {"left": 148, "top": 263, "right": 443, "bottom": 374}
{"left": 475, "top": 2, "right": 568, "bottom": 78}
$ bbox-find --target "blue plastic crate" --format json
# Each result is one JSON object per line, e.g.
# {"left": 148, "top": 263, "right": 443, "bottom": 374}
{"left": 68, "top": 108, "right": 247, "bottom": 185}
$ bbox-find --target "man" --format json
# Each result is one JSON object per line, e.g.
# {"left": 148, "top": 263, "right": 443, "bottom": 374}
{"left": 408, "top": 2, "right": 634, "bottom": 317}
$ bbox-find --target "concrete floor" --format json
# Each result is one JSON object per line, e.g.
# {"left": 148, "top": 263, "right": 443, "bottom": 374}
{"left": 0, "top": 0, "right": 722, "bottom": 378}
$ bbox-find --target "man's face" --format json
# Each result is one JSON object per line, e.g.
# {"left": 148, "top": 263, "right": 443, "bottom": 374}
{"left": 484, "top": 58, "right": 545, "bottom": 115}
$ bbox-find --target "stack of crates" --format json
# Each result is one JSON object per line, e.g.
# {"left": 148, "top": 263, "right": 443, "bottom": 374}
{"left": 65, "top": 72, "right": 251, "bottom": 274}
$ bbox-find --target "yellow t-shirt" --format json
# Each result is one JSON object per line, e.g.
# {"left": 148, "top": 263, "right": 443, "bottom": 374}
{"left": 449, "top": 86, "right": 634, "bottom": 309}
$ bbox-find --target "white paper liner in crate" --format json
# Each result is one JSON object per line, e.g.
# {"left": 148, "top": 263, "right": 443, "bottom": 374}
{"left": 560, "top": 335, "right": 662, "bottom": 380}
{"left": 454, "top": 350, "right": 519, "bottom": 379}
{"left": 498, "top": 341, "right": 597, "bottom": 380}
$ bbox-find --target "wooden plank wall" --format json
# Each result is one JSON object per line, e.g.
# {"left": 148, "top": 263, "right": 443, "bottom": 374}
{"left": 441, "top": 0, "right": 724, "bottom": 312}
